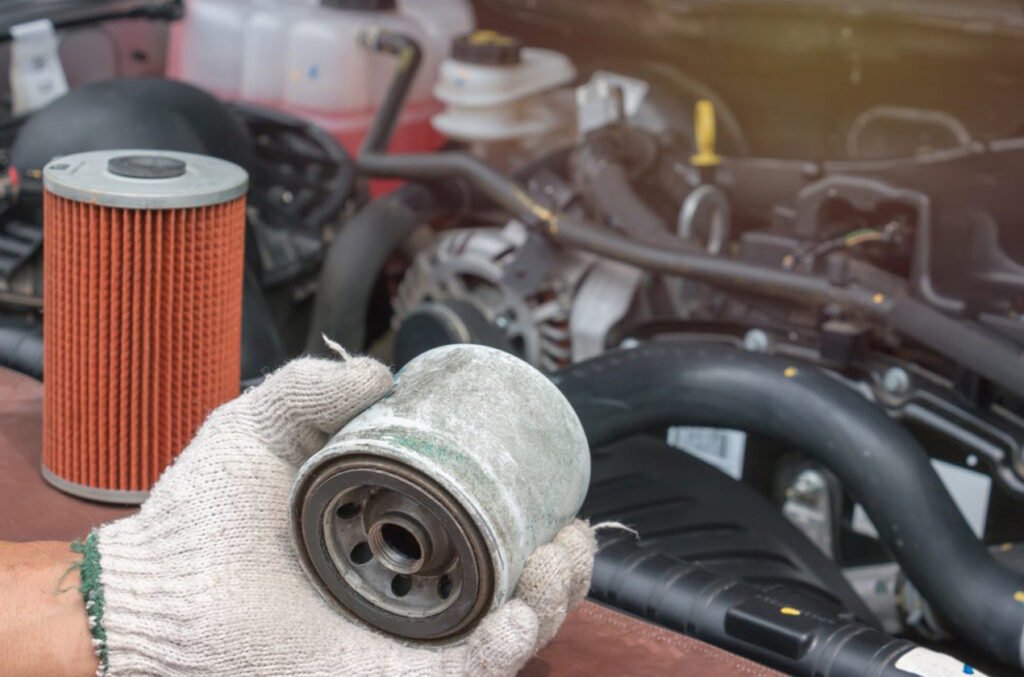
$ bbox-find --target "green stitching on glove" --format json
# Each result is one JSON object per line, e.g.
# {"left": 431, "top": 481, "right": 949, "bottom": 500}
{"left": 72, "top": 532, "right": 108, "bottom": 675}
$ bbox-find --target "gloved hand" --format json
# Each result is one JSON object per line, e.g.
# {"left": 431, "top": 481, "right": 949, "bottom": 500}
{"left": 78, "top": 350, "right": 596, "bottom": 676}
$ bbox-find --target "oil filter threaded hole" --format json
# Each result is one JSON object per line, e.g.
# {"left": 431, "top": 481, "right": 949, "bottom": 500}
{"left": 370, "top": 521, "right": 426, "bottom": 574}
{"left": 391, "top": 575, "right": 413, "bottom": 597}
{"left": 383, "top": 523, "right": 422, "bottom": 561}
{"left": 438, "top": 575, "right": 453, "bottom": 600}
{"left": 336, "top": 502, "right": 361, "bottom": 519}
{"left": 350, "top": 542, "right": 373, "bottom": 565}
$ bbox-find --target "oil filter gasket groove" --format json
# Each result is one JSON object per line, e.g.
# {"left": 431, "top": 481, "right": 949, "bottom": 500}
{"left": 297, "top": 455, "right": 494, "bottom": 640}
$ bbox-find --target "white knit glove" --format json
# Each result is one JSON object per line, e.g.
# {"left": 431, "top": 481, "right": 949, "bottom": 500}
{"left": 78, "top": 350, "right": 596, "bottom": 676}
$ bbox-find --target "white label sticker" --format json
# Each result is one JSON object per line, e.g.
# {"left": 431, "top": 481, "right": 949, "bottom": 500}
{"left": 894, "top": 647, "right": 986, "bottom": 676}
{"left": 666, "top": 427, "right": 746, "bottom": 479}
{"left": 851, "top": 504, "right": 880, "bottom": 539}
{"left": 930, "top": 459, "right": 991, "bottom": 539}
{"left": 852, "top": 459, "right": 991, "bottom": 539}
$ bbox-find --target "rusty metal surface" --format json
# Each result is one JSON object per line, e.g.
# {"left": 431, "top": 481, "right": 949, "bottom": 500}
{"left": 0, "top": 365, "right": 777, "bottom": 674}
{"left": 0, "top": 367, "right": 135, "bottom": 541}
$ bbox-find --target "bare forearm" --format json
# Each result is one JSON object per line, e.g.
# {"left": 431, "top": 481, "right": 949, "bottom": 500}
{"left": 0, "top": 541, "right": 99, "bottom": 677}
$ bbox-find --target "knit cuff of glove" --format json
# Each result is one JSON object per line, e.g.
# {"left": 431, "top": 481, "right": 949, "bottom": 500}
{"left": 84, "top": 514, "right": 225, "bottom": 676}
{"left": 72, "top": 532, "right": 109, "bottom": 676}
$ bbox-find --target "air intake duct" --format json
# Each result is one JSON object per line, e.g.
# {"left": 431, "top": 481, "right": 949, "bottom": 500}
{"left": 42, "top": 150, "right": 248, "bottom": 503}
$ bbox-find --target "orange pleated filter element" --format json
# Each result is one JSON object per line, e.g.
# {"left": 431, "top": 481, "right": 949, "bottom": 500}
{"left": 42, "top": 150, "right": 248, "bottom": 503}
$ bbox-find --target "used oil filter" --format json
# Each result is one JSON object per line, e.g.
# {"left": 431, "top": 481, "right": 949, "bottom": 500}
{"left": 291, "top": 344, "right": 591, "bottom": 640}
{"left": 42, "top": 150, "right": 248, "bottom": 503}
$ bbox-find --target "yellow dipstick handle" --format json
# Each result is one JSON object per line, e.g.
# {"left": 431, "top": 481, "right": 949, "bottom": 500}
{"left": 467, "top": 30, "right": 516, "bottom": 47}
{"left": 691, "top": 99, "right": 722, "bottom": 168}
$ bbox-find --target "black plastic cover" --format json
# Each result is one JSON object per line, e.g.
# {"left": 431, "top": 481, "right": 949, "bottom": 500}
{"left": 9, "top": 78, "right": 255, "bottom": 175}
{"left": 586, "top": 436, "right": 924, "bottom": 677}
{"left": 321, "top": 0, "right": 397, "bottom": 11}
{"left": 583, "top": 435, "right": 877, "bottom": 624}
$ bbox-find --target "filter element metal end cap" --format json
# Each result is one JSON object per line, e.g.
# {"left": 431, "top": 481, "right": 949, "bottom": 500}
{"left": 43, "top": 149, "right": 248, "bottom": 209}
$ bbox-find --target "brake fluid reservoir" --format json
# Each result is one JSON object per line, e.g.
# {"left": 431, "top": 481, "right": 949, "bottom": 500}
{"left": 291, "top": 344, "right": 590, "bottom": 639}
{"left": 431, "top": 30, "right": 576, "bottom": 144}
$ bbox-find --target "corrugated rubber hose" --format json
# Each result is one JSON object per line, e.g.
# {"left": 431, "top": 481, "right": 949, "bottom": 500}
{"left": 552, "top": 341, "right": 1024, "bottom": 669}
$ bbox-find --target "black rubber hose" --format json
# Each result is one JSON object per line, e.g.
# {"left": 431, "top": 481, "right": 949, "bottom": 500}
{"left": 358, "top": 151, "right": 545, "bottom": 221}
{"left": 572, "top": 129, "right": 673, "bottom": 244}
{"left": 358, "top": 29, "right": 421, "bottom": 155}
{"left": 0, "top": 316, "right": 42, "bottom": 379}
{"left": 591, "top": 536, "right": 919, "bottom": 677}
{"left": 581, "top": 159, "right": 665, "bottom": 239}
{"left": 552, "top": 341, "right": 1024, "bottom": 668}
{"left": 304, "top": 183, "right": 442, "bottom": 355}
{"left": 240, "top": 268, "right": 287, "bottom": 384}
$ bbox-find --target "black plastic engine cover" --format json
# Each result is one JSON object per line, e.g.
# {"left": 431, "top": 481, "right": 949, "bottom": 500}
{"left": 582, "top": 435, "right": 942, "bottom": 676}
{"left": 9, "top": 78, "right": 255, "bottom": 174}
{"left": 584, "top": 434, "right": 876, "bottom": 625}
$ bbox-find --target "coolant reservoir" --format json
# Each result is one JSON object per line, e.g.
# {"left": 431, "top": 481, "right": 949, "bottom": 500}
{"left": 278, "top": 0, "right": 437, "bottom": 158}
{"left": 283, "top": 0, "right": 425, "bottom": 113}
{"left": 432, "top": 30, "right": 576, "bottom": 144}
{"left": 239, "top": 0, "right": 309, "bottom": 105}
{"left": 170, "top": 0, "right": 471, "bottom": 158}
{"left": 170, "top": 0, "right": 254, "bottom": 98}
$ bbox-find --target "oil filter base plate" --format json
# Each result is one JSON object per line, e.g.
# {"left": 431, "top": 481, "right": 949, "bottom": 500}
{"left": 296, "top": 455, "right": 494, "bottom": 640}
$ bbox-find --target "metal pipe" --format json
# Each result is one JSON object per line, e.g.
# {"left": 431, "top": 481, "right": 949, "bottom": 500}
{"left": 889, "top": 296, "right": 1024, "bottom": 398}
{"left": 358, "top": 144, "right": 1024, "bottom": 399}
{"left": 357, "top": 142, "right": 888, "bottom": 317}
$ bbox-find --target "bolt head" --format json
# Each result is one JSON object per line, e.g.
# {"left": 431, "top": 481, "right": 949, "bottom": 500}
{"left": 882, "top": 367, "right": 911, "bottom": 396}
{"left": 743, "top": 329, "right": 771, "bottom": 353}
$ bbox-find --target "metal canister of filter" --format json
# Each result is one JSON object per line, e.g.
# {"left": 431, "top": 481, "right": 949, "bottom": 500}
{"left": 290, "top": 344, "right": 590, "bottom": 640}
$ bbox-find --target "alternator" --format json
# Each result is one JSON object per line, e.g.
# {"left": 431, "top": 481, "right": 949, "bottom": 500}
{"left": 393, "top": 221, "right": 594, "bottom": 371}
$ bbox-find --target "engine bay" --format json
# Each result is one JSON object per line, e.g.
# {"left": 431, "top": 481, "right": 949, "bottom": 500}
{"left": 2, "top": 0, "right": 1024, "bottom": 674}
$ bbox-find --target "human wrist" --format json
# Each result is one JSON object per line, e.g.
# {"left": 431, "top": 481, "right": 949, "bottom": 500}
{"left": 0, "top": 540, "right": 99, "bottom": 677}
